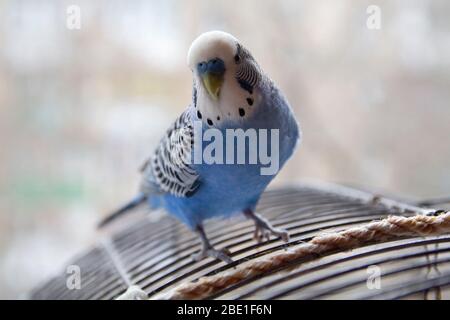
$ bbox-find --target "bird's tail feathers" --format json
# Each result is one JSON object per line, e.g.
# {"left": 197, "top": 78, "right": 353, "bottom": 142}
{"left": 98, "top": 193, "right": 147, "bottom": 229}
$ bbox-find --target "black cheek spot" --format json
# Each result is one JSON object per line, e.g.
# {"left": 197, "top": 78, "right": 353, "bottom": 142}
{"left": 197, "top": 110, "right": 202, "bottom": 119}
{"left": 239, "top": 108, "right": 246, "bottom": 117}
{"left": 238, "top": 79, "right": 253, "bottom": 94}
{"left": 217, "top": 116, "right": 221, "bottom": 121}
{"left": 207, "top": 118, "right": 213, "bottom": 126}
{"left": 246, "top": 98, "right": 254, "bottom": 106}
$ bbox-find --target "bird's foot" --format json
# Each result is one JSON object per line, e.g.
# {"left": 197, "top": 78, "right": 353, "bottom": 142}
{"left": 192, "top": 246, "right": 233, "bottom": 264}
{"left": 245, "top": 210, "right": 290, "bottom": 243}
{"left": 253, "top": 225, "right": 271, "bottom": 243}
{"left": 253, "top": 224, "right": 290, "bottom": 243}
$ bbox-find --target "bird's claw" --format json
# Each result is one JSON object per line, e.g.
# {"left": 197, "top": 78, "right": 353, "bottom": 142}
{"left": 253, "top": 225, "right": 290, "bottom": 243}
{"left": 278, "top": 229, "right": 290, "bottom": 242}
{"left": 245, "top": 210, "right": 290, "bottom": 244}
{"left": 192, "top": 247, "right": 233, "bottom": 264}
{"left": 253, "top": 226, "right": 271, "bottom": 243}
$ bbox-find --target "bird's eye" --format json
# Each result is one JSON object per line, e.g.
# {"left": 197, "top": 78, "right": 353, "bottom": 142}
{"left": 234, "top": 54, "right": 241, "bottom": 63}
{"left": 197, "top": 62, "right": 207, "bottom": 73}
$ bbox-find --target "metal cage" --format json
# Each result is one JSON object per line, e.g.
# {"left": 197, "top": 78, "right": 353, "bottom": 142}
{"left": 30, "top": 183, "right": 450, "bottom": 300}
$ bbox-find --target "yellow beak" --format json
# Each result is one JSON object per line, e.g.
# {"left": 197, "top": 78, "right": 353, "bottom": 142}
{"left": 201, "top": 72, "right": 224, "bottom": 101}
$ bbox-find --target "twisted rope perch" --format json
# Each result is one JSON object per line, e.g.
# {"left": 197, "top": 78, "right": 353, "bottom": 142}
{"left": 154, "top": 212, "right": 450, "bottom": 300}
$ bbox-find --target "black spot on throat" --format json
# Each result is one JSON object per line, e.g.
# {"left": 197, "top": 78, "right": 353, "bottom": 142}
{"left": 239, "top": 108, "right": 246, "bottom": 117}
{"left": 246, "top": 98, "right": 254, "bottom": 106}
{"left": 197, "top": 110, "right": 202, "bottom": 119}
{"left": 207, "top": 118, "right": 213, "bottom": 126}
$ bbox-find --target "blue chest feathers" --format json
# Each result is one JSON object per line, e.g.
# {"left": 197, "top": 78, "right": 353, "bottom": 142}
{"left": 154, "top": 86, "right": 300, "bottom": 228}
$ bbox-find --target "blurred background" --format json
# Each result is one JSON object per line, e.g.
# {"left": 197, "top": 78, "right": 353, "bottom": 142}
{"left": 0, "top": 0, "right": 449, "bottom": 299}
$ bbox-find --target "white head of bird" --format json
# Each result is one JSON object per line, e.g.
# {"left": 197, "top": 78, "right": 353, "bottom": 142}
{"left": 187, "top": 31, "right": 263, "bottom": 126}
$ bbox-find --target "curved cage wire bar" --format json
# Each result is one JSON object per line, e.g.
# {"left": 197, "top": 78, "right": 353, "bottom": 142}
{"left": 30, "top": 183, "right": 450, "bottom": 300}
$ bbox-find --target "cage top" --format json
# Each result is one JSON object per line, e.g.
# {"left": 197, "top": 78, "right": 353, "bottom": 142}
{"left": 30, "top": 182, "right": 450, "bottom": 300}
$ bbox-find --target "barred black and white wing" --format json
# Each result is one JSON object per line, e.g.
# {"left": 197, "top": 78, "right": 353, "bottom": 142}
{"left": 140, "top": 110, "right": 200, "bottom": 197}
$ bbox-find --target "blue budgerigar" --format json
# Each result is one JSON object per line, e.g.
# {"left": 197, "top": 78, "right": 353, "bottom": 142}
{"left": 99, "top": 31, "right": 301, "bottom": 263}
